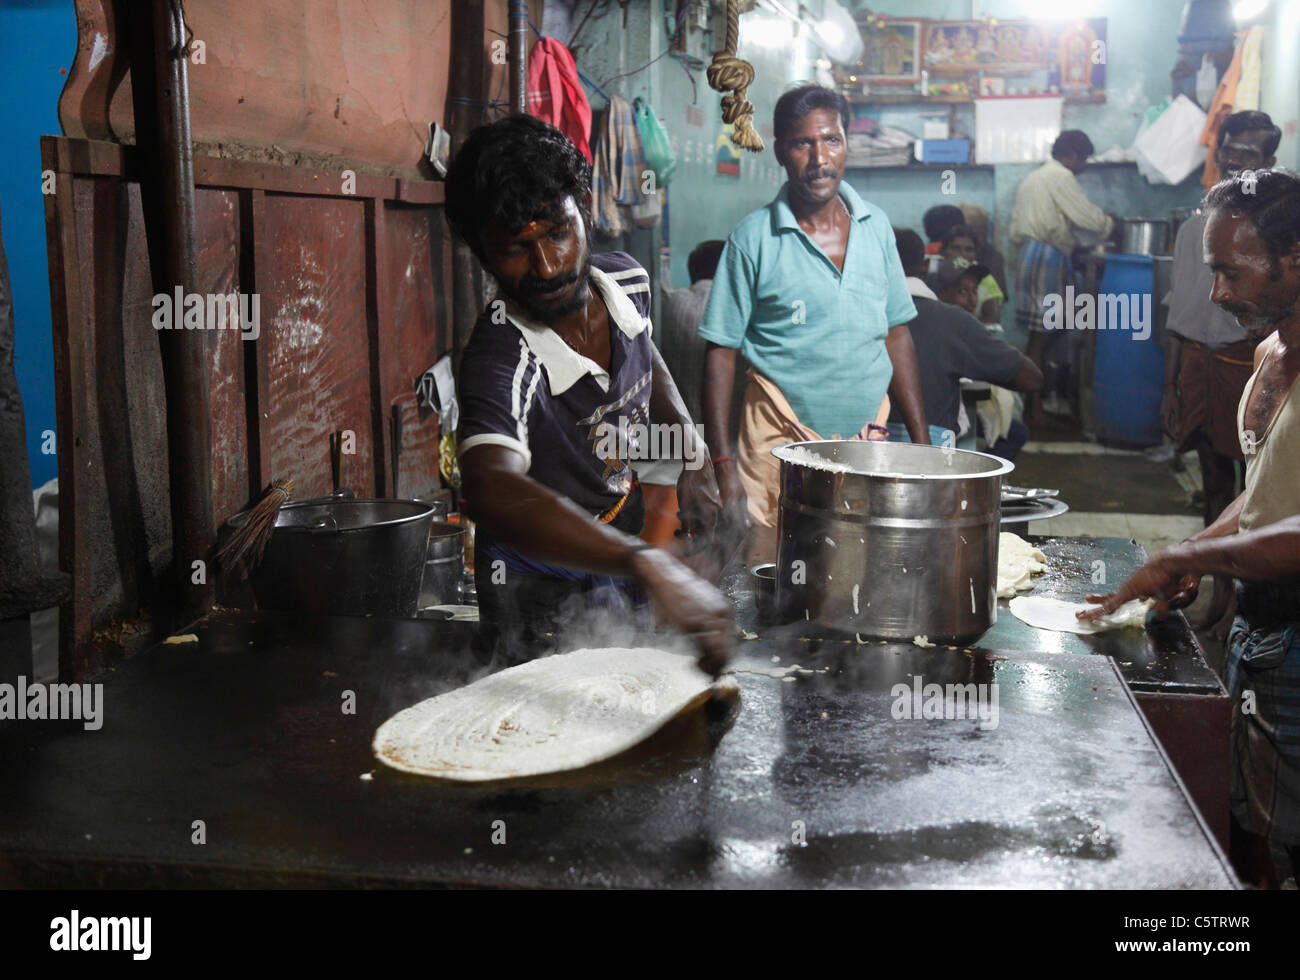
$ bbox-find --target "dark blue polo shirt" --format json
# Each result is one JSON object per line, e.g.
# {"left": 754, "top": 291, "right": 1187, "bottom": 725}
{"left": 458, "top": 252, "right": 655, "bottom": 579}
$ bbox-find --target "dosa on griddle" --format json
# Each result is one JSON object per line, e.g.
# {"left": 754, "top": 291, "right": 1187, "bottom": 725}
{"left": 1008, "top": 595, "right": 1154, "bottom": 635}
{"left": 373, "top": 647, "right": 724, "bottom": 780}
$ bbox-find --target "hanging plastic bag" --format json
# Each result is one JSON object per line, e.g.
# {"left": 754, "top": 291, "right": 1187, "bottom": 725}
{"left": 1195, "top": 54, "right": 1218, "bottom": 110}
{"left": 633, "top": 98, "right": 677, "bottom": 187}
{"left": 1133, "top": 94, "right": 1208, "bottom": 185}
{"left": 1133, "top": 97, "right": 1170, "bottom": 184}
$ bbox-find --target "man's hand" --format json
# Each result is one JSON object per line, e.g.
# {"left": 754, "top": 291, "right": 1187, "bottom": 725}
{"left": 675, "top": 456, "right": 722, "bottom": 538}
{"left": 712, "top": 458, "right": 750, "bottom": 535}
{"left": 1078, "top": 551, "right": 1201, "bottom": 622}
{"left": 628, "top": 547, "right": 734, "bottom": 676}
{"left": 884, "top": 323, "right": 930, "bottom": 445}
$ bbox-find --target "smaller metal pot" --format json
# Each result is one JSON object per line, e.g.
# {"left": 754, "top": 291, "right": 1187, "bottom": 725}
{"left": 1120, "top": 218, "right": 1172, "bottom": 256}
{"left": 751, "top": 563, "right": 777, "bottom": 624}
{"left": 227, "top": 495, "right": 436, "bottom": 618}
{"left": 418, "top": 521, "right": 467, "bottom": 608}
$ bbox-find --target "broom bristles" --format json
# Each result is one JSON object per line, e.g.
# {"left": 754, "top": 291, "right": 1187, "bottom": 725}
{"left": 218, "top": 478, "right": 294, "bottom": 577}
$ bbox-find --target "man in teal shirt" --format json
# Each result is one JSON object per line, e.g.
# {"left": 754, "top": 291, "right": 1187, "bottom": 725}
{"left": 699, "top": 84, "right": 928, "bottom": 533}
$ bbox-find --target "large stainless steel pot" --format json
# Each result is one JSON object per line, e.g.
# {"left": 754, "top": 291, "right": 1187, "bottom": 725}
{"left": 773, "top": 441, "right": 1013, "bottom": 642}
{"left": 227, "top": 495, "right": 436, "bottom": 618}
{"left": 1120, "top": 218, "right": 1172, "bottom": 256}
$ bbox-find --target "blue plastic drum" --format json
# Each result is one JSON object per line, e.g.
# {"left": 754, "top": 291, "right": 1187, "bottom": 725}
{"left": 1092, "top": 253, "right": 1166, "bottom": 448}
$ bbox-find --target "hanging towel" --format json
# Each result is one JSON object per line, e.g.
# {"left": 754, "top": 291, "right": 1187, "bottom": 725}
{"left": 1235, "top": 25, "right": 1265, "bottom": 111}
{"left": 591, "top": 95, "right": 649, "bottom": 237}
{"left": 526, "top": 37, "right": 593, "bottom": 163}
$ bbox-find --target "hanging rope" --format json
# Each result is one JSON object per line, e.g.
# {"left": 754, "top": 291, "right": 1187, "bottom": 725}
{"left": 706, "top": 0, "right": 764, "bottom": 152}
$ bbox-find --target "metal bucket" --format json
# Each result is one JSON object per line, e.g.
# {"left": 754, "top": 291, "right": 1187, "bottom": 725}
{"left": 227, "top": 496, "right": 436, "bottom": 618}
{"left": 773, "top": 441, "right": 1013, "bottom": 642}
{"left": 1120, "top": 218, "right": 1171, "bottom": 256}
{"left": 417, "top": 521, "right": 467, "bottom": 608}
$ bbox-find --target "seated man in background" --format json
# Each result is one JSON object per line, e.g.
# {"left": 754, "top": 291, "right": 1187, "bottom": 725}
{"left": 896, "top": 231, "right": 1041, "bottom": 459}
{"left": 922, "top": 204, "right": 965, "bottom": 263}
{"left": 930, "top": 255, "right": 985, "bottom": 317}
{"left": 445, "top": 115, "right": 730, "bottom": 674}
{"left": 959, "top": 201, "right": 1008, "bottom": 313}
{"left": 1082, "top": 169, "right": 1300, "bottom": 888}
{"left": 941, "top": 222, "right": 1005, "bottom": 329}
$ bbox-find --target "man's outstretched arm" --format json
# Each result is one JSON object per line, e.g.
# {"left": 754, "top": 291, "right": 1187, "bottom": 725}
{"left": 461, "top": 445, "right": 733, "bottom": 673}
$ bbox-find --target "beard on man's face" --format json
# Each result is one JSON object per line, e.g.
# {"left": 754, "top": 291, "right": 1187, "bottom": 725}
{"left": 499, "top": 216, "right": 595, "bottom": 324}
{"left": 508, "top": 260, "right": 592, "bottom": 324}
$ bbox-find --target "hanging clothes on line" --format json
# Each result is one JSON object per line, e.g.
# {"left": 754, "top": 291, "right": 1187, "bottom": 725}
{"left": 526, "top": 36, "right": 593, "bottom": 163}
{"left": 1199, "top": 26, "right": 1265, "bottom": 190}
{"left": 591, "top": 95, "right": 659, "bottom": 237}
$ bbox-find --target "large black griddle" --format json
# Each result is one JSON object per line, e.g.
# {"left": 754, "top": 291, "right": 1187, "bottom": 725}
{"left": 0, "top": 599, "right": 1232, "bottom": 888}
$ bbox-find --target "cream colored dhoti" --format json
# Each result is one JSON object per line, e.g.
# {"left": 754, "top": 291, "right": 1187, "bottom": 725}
{"left": 736, "top": 368, "right": 890, "bottom": 528}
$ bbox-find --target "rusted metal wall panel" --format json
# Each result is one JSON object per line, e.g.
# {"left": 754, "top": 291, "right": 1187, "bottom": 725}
{"left": 63, "top": 0, "right": 457, "bottom": 179}
{"left": 381, "top": 206, "right": 448, "bottom": 501}
{"left": 261, "top": 194, "right": 373, "bottom": 500}
{"left": 45, "top": 137, "right": 449, "bottom": 678}
{"left": 195, "top": 187, "right": 250, "bottom": 523}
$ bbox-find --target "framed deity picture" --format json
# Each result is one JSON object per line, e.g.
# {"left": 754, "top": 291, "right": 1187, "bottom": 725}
{"left": 858, "top": 18, "right": 923, "bottom": 83}
{"left": 923, "top": 20, "right": 1048, "bottom": 73}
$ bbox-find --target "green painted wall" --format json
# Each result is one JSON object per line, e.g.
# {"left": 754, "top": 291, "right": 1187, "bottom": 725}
{"left": 570, "top": 0, "right": 1282, "bottom": 336}
{"left": 573, "top": 0, "right": 827, "bottom": 290}
{"left": 1261, "top": 0, "right": 1300, "bottom": 170}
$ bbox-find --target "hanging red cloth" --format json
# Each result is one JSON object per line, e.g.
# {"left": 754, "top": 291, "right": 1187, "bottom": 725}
{"left": 526, "top": 36, "right": 593, "bottom": 163}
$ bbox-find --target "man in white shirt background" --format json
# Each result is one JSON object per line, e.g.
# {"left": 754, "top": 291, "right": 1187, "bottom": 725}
{"left": 1009, "top": 130, "right": 1115, "bottom": 426}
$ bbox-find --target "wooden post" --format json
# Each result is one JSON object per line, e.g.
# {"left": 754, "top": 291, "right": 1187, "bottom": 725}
{"left": 147, "top": 0, "right": 215, "bottom": 622}
{"left": 448, "top": 0, "right": 488, "bottom": 364}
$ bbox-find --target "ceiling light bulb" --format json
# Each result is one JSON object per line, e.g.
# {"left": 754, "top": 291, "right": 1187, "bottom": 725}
{"left": 1233, "top": 0, "right": 1269, "bottom": 20}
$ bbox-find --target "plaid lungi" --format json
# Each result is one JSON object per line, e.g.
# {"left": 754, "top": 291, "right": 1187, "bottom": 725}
{"left": 1226, "top": 610, "right": 1300, "bottom": 845}
{"left": 1015, "top": 240, "right": 1074, "bottom": 334}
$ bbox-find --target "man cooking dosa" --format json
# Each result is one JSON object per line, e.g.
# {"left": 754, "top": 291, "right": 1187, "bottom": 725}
{"left": 444, "top": 115, "right": 731, "bottom": 676}
{"left": 1081, "top": 169, "right": 1300, "bottom": 888}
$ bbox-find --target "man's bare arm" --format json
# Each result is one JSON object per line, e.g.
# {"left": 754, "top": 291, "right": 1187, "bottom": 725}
{"left": 461, "top": 444, "right": 733, "bottom": 672}
{"left": 702, "top": 343, "right": 738, "bottom": 460}
{"left": 462, "top": 445, "right": 647, "bottom": 575}
{"left": 1009, "top": 355, "right": 1044, "bottom": 393}
{"left": 1081, "top": 511, "right": 1299, "bottom": 619}
{"left": 885, "top": 323, "right": 930, "bottom": 444}
{"left": 1164, "top": 514, "right": 1300, "bottom": 581}
{"left": 1188, "top": 491, "right": 1244, "bottom": 542}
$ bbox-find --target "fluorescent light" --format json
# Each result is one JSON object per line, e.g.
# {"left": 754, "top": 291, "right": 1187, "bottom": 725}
{"left": 814, "top": 18, "right": 844, "bottom": 49}
{"left": 1233, "top": 0, "right": 1270, "bottom": 20}
{"left": 739, "top": 10, "right": 791, "bottom": 50}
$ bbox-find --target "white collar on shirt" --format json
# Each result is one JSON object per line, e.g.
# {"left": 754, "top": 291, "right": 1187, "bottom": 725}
{"left": 499, "top": 264, "right": 652, "bottom": 394}
{"left": 906, "top": 276, "right": 938, "bottom": 301}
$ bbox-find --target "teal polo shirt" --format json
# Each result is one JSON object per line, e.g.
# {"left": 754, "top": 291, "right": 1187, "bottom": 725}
{"left": 697, "top": 182, "right": 916, "bottom": 439}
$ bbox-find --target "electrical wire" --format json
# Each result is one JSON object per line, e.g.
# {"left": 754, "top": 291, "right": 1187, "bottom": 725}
{"left": 598, "top": 7, "right": 689, "bottom": 91}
